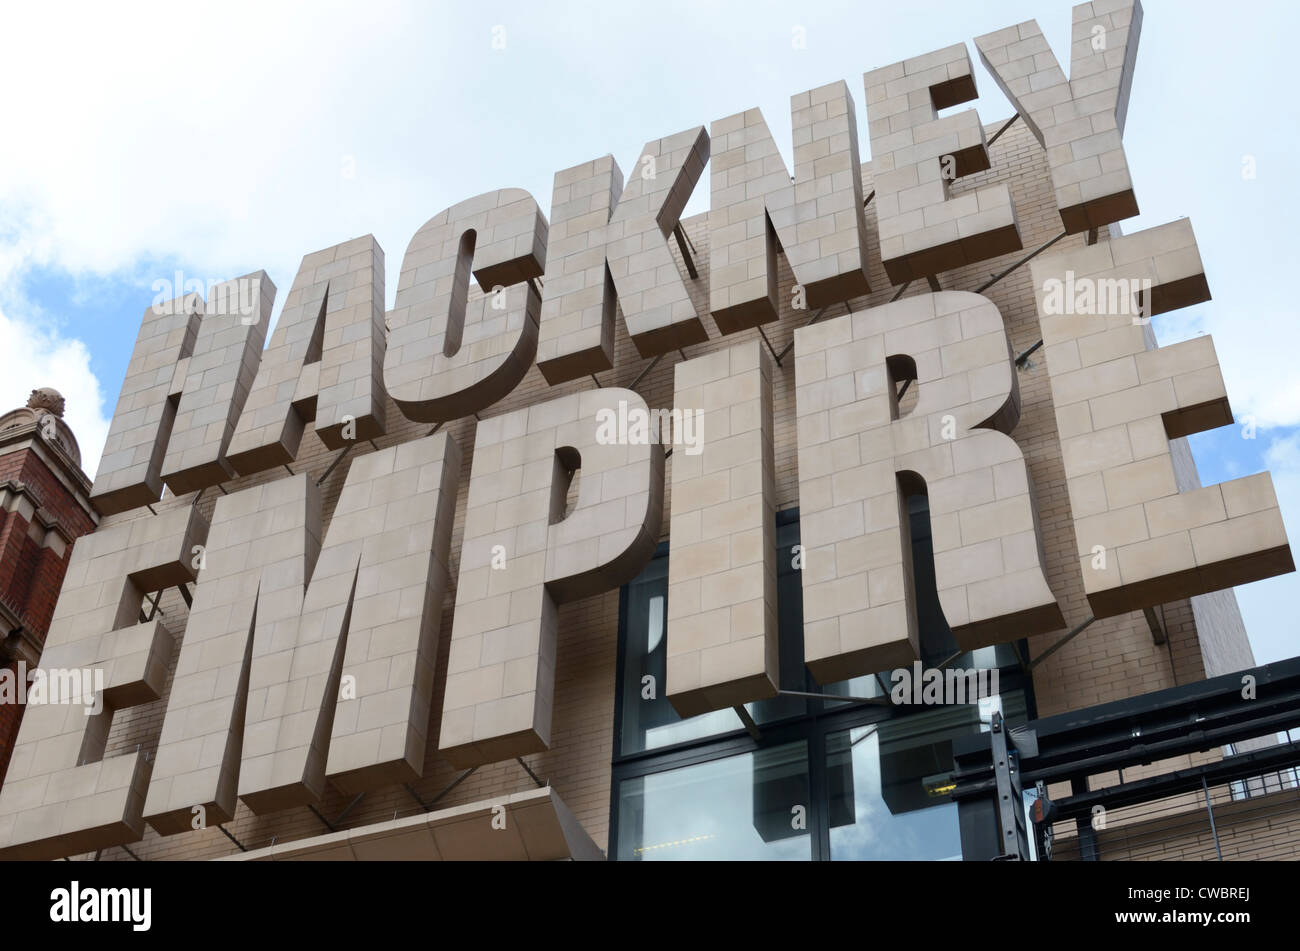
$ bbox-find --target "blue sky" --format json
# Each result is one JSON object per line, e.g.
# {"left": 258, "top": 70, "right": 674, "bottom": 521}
{"left": 1, "top": 0, "right": 1297, "bottom": 664}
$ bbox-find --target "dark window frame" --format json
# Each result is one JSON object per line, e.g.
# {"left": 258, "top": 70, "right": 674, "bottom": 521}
{"left": 608, "top": 507, "right": 1037, "bottom": 861}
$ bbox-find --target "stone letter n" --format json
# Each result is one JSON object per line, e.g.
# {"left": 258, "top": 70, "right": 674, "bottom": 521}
{"left": 143, "top": 432, "right": 460, "bottom": 833}
{"left": 793, "top": 291, "right": 1063, "bottom": 684}
{"left": 709, "top": 81, "right": 872, "bottom": 334}
{"left": 1031, "top": 219, "right": 1294, "bottom": 617}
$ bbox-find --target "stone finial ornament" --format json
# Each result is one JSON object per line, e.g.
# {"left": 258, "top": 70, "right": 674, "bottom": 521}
{"left": 26, "top": 387, "right": 65, "bottom": 418}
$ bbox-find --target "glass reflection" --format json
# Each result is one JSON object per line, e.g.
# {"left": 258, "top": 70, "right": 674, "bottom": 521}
{"left": 826, "top": 693, "right": 1026, "bottom": 860}
{"left": 615, "top": 741, "right": 812, "bottom": 860}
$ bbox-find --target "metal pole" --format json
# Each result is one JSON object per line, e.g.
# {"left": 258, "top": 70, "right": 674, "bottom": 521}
{"left": 1202, "top": 775, "right": 1223, "bottom": 860}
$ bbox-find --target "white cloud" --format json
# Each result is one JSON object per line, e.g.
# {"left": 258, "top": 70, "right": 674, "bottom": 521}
{"left": 1231, "top": 431, "right": 1300, "bottom": 664}
{"left": 0, "top": 306, "right": 109, "bottom": 479}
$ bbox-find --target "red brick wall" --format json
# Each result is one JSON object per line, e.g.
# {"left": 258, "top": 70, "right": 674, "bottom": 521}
{"left": 0, "top": 442, "right": 96, "bottom": 784}
{"left": 0, "top": 661, "right": 20, "bottom": 787}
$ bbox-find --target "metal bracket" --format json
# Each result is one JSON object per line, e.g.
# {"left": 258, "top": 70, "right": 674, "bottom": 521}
{"left": 1143, "top": 606, "right": 1168, "bottom": 645}
{"left": 733, "top": 705, "right": 761, "bottom": 741}
{"left": 1026, "top": 615, "right": 1097, "bottom": 672}
{"left": 990, "top": 711, "right": 1030, "bottom": 860}
{"left": 673, "top": 224, "right": 699, "bottom": 279}
{"left": 517, "top": 756, "right": 547, "bottom": 788}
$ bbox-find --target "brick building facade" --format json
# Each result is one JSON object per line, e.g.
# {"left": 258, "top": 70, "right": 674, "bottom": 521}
{"left": 0, "top": 114, "right": 1284, "bottom": 862}
{"left": 0, "top": 389, "right": 97, "bottom": 785}
{"left": 1, "top": 0, "right": 1295, "bottom": 861}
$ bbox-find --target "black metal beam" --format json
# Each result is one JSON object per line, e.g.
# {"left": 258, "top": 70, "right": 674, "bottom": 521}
{"left": 952, "top": 656, "right": 1300, "bottom": 805}
{"left": 1047, "top": 737, "right": 1300, "bottom": 821}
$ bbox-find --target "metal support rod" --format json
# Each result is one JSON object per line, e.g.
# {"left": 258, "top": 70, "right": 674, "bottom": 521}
{"left": 516, "top": 756, "right": 546, "bottom": 788}
{"left": 976, "top": 230, "right": 1068, "bottom": 294}
{"left": 118, "top": 843, "right": 143, "bottom": 861}
{"left": 306, "top": 803, "right": 337, "bottom": 833}
{"left": 1143, "top": 605, "right": 1168, "bottom": 645}
{"left": 896, "top": 377, "right": 912, "bottom": 402}
{"left": 217, "top": 825, "right": 248, "bottom": 852}
{"left": 178, "top": 583, "right": 192, "bottom": 609}
{"left": 663, "top": 448, "right": 673, "bottom": 460}
{"left": 775, "top": 306, "right": 830, "bottom": 365}
{"left": 678, "top": 223, "right": 698, "bottom": 256}
{"left": 936, "top": 650, "right": 964, "bottom": 670}
{"left": 428, "top": 766, "right": 477, "bottom": 809}
{"left": 778, "top": 688, "right": 891, "bottom": 706}
{"left": 863, "top": 190, "right": 875, "bottom": 207}
{"left": 850, "top": 724, "right": 880, "bottom": 748}
{"left": 316, "top": 443, "right": 355, "bottom": 486}
{"left": 733, "top": 705, "right": 761, "bottom": 741}
{"left": 283, "top": 465, "right": 294, "bottom": 477}
{"left": 404, "top": 766, "right": 480, "bottom": 815}
{"left": 986, "top": 112, "right": 1020, "bottom": 148}
{"left": 630, "top": 354, "right": 663, "bottom": 391}
{"left": 590, "top": 374, "right": 601, "bottom": 388}
{"left": 1027, "top": 615, "right": 1098, "bottom": 672}
{"left": 403, "top": 783, "right": 430, "bottom": 811}
{"left": 1202, "top": 775, "right": 1223, "bottom": 860}
{"left": 926, "top": 275, "right": 942, "bottom": 292}
{"left": 756, "top": 325, "right": 781, "bottom": 366}
{"left": 1015, "top": 339, "right": 1045, "bottom": 367}
{"left": 673, "top": 224, "right": 699, "bottom": 279}
{"left": 333, "top": 791, "right": 366, "bottom": 826}
{"left": 426, "top": 421, "right": 444, "bottom": 437}
{"left": 890, "top": 280, "right": 913, "bottom": 302}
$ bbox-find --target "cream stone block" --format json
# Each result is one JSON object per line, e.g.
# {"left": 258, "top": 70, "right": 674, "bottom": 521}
{"left": 708, "top": 81, "right": 870, "bottom": 334}
{"left": 160, "top": 273, "right": 276, "bottom": 496}
{"left": 794, "top": 291, "right": 1062, "bottom": 683}
{"left": 89, "top": 294, "right": 202, "bottom": 516}
{"left": 1032, "top": 220, "right": 1293, "bottom": 618}
{"left": 385, "top": 189, "right": 547, "bottom": 422}
{"left": 864, "top": 44, "right": 1022, "bottom": 284}
{"left": 976, "top": 1, "right": 1143, "bottom": 232}
{"left": 536, "top": 157, "right": 623, "bottom": 383}
{"left": 228, "top": 236, "right": 387, "bottom": 474}
{"left": 144, "top": 433, "right": 460, "bottom": 833}
{"left": 439, "top": 388, "right": 663, "bottom": 767}
{"left": 667, "top": 342, "right": 778, "bottom": 718}
{"left": 535, "top": 128, "right": 709, "bottom": 382}
{"left": 0, "top": 505, "right": 208, "bottom": 859}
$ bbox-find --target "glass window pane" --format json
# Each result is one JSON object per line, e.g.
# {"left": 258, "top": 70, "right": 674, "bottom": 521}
{"left": 615, "top": 742, "right": 812, "bottom": 860}
{"left": 825, "top": 693, "right": 1027, "bottom": 860}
